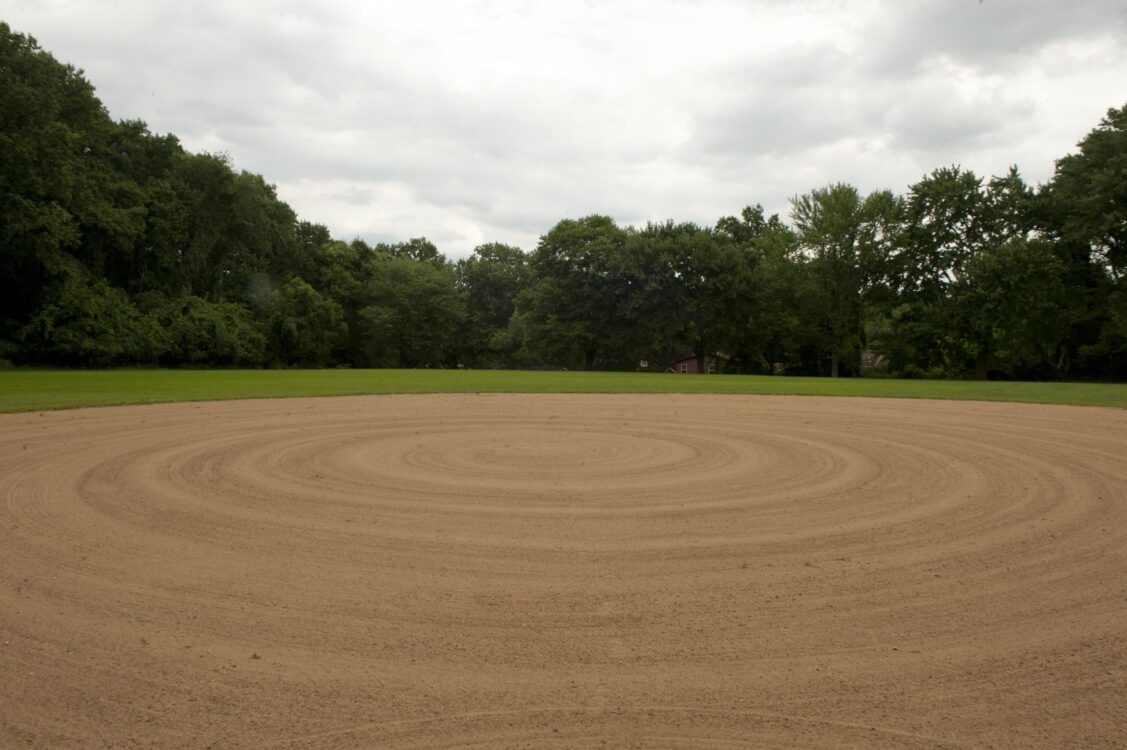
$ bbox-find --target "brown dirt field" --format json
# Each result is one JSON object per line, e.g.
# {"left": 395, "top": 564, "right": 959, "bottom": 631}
{"left": 1, "top": 394, "right": 1125, "bottom": 749}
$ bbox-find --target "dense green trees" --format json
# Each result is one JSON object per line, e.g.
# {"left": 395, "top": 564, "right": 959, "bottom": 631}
{"left": 621, "top": 221, "right": 752, "bottom": 373}
{"left": 358, "top": 247, "right": 464, "bottom": 368}
{"left": 2, "top": 22, "right": 1125, "bottom": 380}
{"left": 1038, "top": 105, "right": 1127, "bottom": 377}
{"left": 17, "top": 260, "right": 164, "bottom": 366}
{"left": 791, "top": 185, "right": 902, "bottom": 376}
{"left": 457, "top": 243, "right": 528, "bottom": 367}
{"left": 868, "top": 164, "right": 1101, "bottom": 379}
{"left": 517, "top": 216, "right": 630, "bottom": 370}
{"left": 157, "top": 297, "right": 265, "bottom": 366}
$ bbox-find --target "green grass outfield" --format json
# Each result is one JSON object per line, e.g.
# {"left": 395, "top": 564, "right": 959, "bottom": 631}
{"left": 1, "top": 369, "right": 1125, "bottom": 413}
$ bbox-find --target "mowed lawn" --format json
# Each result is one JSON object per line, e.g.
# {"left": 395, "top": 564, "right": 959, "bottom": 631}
{"left": 1, "top": 369, "right": 1126, "bottom": 412}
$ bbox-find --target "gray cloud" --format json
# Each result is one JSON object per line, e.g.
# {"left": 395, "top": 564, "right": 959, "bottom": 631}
{"left": 868, "top": 0, "right": 1127, "bottom": 75}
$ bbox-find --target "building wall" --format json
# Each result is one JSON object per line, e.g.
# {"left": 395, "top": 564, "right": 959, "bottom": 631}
{"left": 671, "top": 357, "right": 717, "bottom": 374}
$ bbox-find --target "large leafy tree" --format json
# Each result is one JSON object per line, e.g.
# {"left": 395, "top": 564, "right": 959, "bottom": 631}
{"left": 622, "top": 221, "right": 751, "bottom": 372}
{"left": 155, "top": 296, "right": 266, "bottom": 366}
{"left": 289, "top": 234, "right": 369, "bottom": 363}
{"left": 954, "top": 238, "right": 1070, "bottom": 378}
{"left": 883, "top": 166, "right": 1052, "bottom": 378}
{"left": 17, "top": 258, "right": 165, "bottom": 365}
{"left": 791, "top": 184, "right": 901, "bottom": 376}
{"left": 518, "top": 216, "right": 630, "bottom": 369}
{"left": 357, "top": 248, "right": 466, "bottom": 368}
{"left": 0, "top": 23, "right": 305, "bottom": 365}
{"left": 1041, "top": 105, "right": 1127, "bottom": 279}
{"left": 0, "top": 23, "right": 143, "bottom": 342}
{"left": 456, "top": 243, "right": 529, "bottom": 367}
{"left": 1039, "top": 104, "right": 1127, "bottom": 378}
{"left": 174, "top": 155, "right": 299, "bottom": 303}
{"left": 716, "top": 207, "right": 807, "bottom": 374}
{"left": 268, "top": 278, "right": 346, "bottom": 367}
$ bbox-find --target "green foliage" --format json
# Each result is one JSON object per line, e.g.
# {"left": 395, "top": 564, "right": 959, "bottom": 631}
{"left": 955, "top": 238, "right": 1070, "bottom": 378}
{"left": 0, "top": 22, "right": 120, "bottom": 337}
{"left": 875, "top": 166, "right": 1056, "bottom": 379}
{"left": 1039, "top": 104, "right": 1127, "bottom": 378}
{"left": 385, "top": 237, "right": 444, "bottom": 266}
{"left": 457, "top": 243, "right": 528, "bottom": 367}
{"left": 269, "top": 278, "right": 346, "bottom": 367}
{"left": 622, "top": 221, "right": 752, "bottom": 371}
{"left": 1042, "top": 105, "right": 1127, "bottom": 278}
{"left": 173, "top": 155, "right": 298, "bottom": 301}
{"left": 791, "top": 184, "right": 902, "bottom": 376}
{"left": 17, "top": 261, "right": 165, "bottom": 365}
{"left": 518, "top": 216, "right": 630, "bottom": 369}
{"left": 358, "top": 253, "right": 465, "bottom": 368}
{"left": 157, "top": 296, "right": 267, "bottom": 366}
{"left": 735, "top": 215, "right": 808, "bottom": 374}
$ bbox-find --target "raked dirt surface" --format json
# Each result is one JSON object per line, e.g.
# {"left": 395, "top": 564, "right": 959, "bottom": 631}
{"left": 1, "top": 394, "right": 1125, "bottom": 748}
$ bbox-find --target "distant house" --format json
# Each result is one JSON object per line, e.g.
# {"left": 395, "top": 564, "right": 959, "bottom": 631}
{"left": 668, "top": 353, "right": 727, "bottom": 374}
{"left": 860, "top": 351, "right": 889, "bottom": 372}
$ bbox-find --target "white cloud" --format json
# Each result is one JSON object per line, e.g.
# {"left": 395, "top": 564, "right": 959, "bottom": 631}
{"left": 6, "top": 0, "right": 1126, "bottom": 256}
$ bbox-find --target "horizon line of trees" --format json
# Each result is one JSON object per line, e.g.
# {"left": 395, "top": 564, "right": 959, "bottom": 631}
{"left": 2, "top": 22, "right": 1124, "bottom": 380}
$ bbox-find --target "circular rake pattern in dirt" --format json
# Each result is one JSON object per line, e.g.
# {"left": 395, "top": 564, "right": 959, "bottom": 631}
{"left": 1, "top": 393, "right": 1125, "bottom": 748}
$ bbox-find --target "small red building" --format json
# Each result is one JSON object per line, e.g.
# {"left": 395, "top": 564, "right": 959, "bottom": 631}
{"left": 668, "top": 354, "right": 725, "bottom": 374}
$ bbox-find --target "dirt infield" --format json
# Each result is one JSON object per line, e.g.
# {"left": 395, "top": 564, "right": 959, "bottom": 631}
{"left": 1, "top": 394, "right": 1125, "bottom": 748}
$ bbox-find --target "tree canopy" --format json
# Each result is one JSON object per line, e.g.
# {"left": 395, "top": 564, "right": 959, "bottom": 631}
{"left": 2, "top": 22, "right": 1124, "bottom": 380}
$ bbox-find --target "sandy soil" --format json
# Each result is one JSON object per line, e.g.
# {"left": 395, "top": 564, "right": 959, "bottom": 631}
{"left": 1, "top": 393, "right": 1125, "bottom": 748}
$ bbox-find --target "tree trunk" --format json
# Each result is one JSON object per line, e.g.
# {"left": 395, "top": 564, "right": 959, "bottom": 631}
{"left": 584, "top": 348, "right": 597, "bottom": 370}
{"left": 695, "top": 347, "right": 707, "bottom": 375}
{"left": 830, "top": 351, "right": 840, "bottom": 378}
{"left": 975, "top": 347, "right": 990, "bottom": 380}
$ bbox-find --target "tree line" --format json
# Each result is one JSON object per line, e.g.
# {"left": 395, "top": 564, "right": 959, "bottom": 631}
{"left": 2, "top": 23, "right": 1124, "bottom": 379}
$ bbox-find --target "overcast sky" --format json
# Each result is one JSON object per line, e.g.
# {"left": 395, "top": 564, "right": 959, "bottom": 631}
{"left": 6, "top": 0, "right": 1126, "bottom": 257}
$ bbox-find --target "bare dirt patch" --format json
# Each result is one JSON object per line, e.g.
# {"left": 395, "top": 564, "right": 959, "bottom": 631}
{"left": 1, "top": 394, "right": 1125, "bottom": 748}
